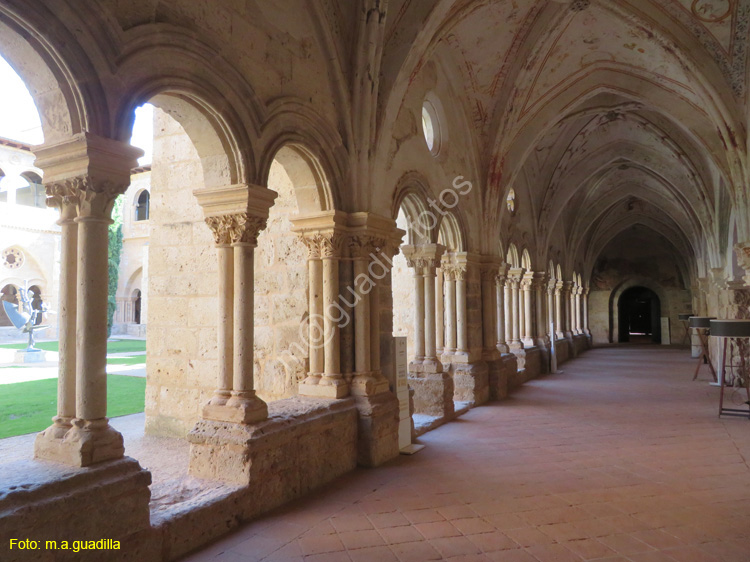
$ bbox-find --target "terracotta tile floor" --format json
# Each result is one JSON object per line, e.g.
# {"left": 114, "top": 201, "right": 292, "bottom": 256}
{"left": 182, "top": 346, "right": 750, "bottom": 561}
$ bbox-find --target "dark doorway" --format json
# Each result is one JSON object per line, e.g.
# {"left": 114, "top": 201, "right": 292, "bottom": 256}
{"left": 133, "top": 289, "right": 142, "bottom": 324}
{"left": 618, "top": 286, "right": 661, "bottom": 343}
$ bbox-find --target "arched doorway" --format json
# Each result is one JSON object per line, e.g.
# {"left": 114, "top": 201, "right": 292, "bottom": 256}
{"left": 132, "top": 289, "right": 142, "bottom": 324}
{"left": 618, "top": 286, "right": 661, "bottom": 343}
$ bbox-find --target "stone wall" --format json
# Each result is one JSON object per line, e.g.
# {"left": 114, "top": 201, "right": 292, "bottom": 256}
{"left": 254, "top": 161, "right": 308, "bottom": 402}
{"left": 145, "top": 109, "right": 218, "bottom": 438}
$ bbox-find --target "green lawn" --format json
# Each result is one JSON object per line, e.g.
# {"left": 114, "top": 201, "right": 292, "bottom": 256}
{"left": 106, "top": 355, "right": 146, "bottom": 366}
{"left": 0, "top": 375, "right": 146, "bottom": 439}
{"left": 0, "top": 339, "right": 147, "bottom": 354}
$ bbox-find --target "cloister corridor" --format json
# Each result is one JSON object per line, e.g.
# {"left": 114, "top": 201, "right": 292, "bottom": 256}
{"left": 182, "top": 347, "right": 750, "bottom": 562}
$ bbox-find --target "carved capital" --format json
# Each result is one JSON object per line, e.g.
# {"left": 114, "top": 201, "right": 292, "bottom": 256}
{"left": 46, "top": 176, "right": 128, "bottom": 218}
{"left": 481, "top": 264, "right": 499, "bottom": 282}
{"left": 299, "top": 233, "right": 324, "bottom": 259}
{"left": 319, "top": 232, "right": 346, "bottom": 258}
{"left": 205, "top": 213, "right": 267, "bottom": 246}
{"left": 349, "top": 235, "right": 387, "bottom": 260}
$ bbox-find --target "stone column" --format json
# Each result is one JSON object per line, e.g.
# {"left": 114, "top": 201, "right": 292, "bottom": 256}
{"left": 49, "top": 201, "right": 78, "bottom": 439}
{"left": 481, "top": 263, "right": 499, "bottom": 355}
{"left": 563, "top": 281, "right": 574, "bottom": 339}
{"left": 444, "top": 265, "right": 457, "bottom": 354}
{"left": 228, "top": 217, "right": 268, "bottom": 420}
{"left": 424, "top": 257, "right": 440, "bottom": 370}
{"left": 521, "top": 272, "right": 535, "bottom": 347}
{"left": 318, "top": 232, "right": 348, "bottom": 397}
{"left": 574, "top": 286, "right": 582, "bottom": 335}
{"left": 436, "top": 264, "right": 444, "bottom": 355}
{"left": 349, "top": 234, "right": 390, "bottom": 396}
{"left": 410, "top": 257, "right": 426, "bottom": 361}
{"left": 495, "top": 265, "right": 509, "bottom": 353}
{"left": 534, "top": 272, "right": 548, "bottom": 349}
{"left": 555, "top": 280, "right": 564, "bottom": 339}
{"left": 547, "top": 279, "right": 556, "bottom": 342}
{"left": 34, "top": 135, "right": 142, "bottom": 467}
{"left": 301, "top": 235, "right": 324, "bottom": 384}
{"left": 205, "top": 225, "right": 234, "bottom": 407}
{"left": 504, "top": 278, "right": 512, "bottom": 348}
{"left": 350, "top": 236, "right": 372, "bottom": 378}
{"left": 583, "top": 286, "right": 591, "bottom": 337}
{"left": 403, "top": 245, "right": 452, "bottom": 418}
{"left": 200, "top": 213, "right": 270, "bottom": 423}
{"left": 455, "top": 263, "right": 469, "bottom": 356}
{"left": 508, "top": 269, "right": 523, "bottom": 349}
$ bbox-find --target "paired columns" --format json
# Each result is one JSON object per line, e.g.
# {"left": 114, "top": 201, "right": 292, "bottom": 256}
{"left": 294, "top": 212, "right": 400, "bottom": 399}
{"left": 199, "top": 205, "right": 276, "bottom": 424}
{"left": 507, "top": 268, "right": 524, "bottom": 350}
{"left": 402, "top": 244, "right": 445, "bottom": 372}
{"left": 34, "top": 134, "right": 143, "bottom": 467}
{"left": 495, "top": 264, "right": 509, "bottom": 353}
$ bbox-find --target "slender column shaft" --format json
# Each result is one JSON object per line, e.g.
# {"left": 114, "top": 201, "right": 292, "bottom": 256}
{"left": 57, "top": 207, "right": 77, "bottom": 424}
{"left": 217, "top": 245, "right": 234, "bottom": 397}
{"left": 504, "top": 282, "right": 512, "bottom": 345}
{"left": 370, "top": 282, "right": 380, "bottom": 372}
{"left": 456, "top": 273, "right": 468, "bottom": 352}
{"left": 232, "top": 244, "right": 255, "bottom": 394}
{"left": 496, "top": 275, "right": 507, "bottom": 350}
{"left": 323, "top": 256, "right": 341, "bottom": 378}
{"left": 583, "top": 290, "right": 590, "bottom": 334}
{"left": 511, "top": 280, "right": 520, "bottom": 343}
{"left": 354, "top": 257, "right": 370, "bottom": 373}
{"left": 482, "top": 271, "right": 495, "bottom": 350}
{"left": 436, "top": 269, "right": 444, "bottom": 353}
{"left": 75, "top": 216, "right": 111, "bottom": 420}
{"left": 413, "top": 267, "right": 426, "bottom": 359}
{"left": 535, "top": 282, "right": 545, "bottom": 340}
{"left": 575, "top": 290, "right": 582, "bottom": 334}
{"left": 309, "top": 257, "right": 324, "bottom": 376}
{"left": 555, "top": 285, "right": 563, "bottom": 338}
{"left": 445, "top": 273, "right": 456, "bottom": 352}
{"left": 424, "top": 267, "right": 437, "bottom": 359}
{"left": 547, "top": 287, "right": 555, "bottom": 339}
{"left": 522, "top": 280, "right": 533, "bottom": 342}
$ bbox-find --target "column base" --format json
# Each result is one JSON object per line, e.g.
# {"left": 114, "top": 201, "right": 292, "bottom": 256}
{"left": 202, "top": 394, "right": 268, "bottom": 424}
{"left": 350, "top": 372, "right": 390, "bottom": 396}
{"left": 34, "top": 418, "right": 125, "bottom": 467}
{"left": 410, "top": 358, "right": 444, "bottom": 374}
{"left": 490, "top": 353, "right": 517, "bottom": 400}
{"left": 452, "top": 361, "right": 489, "bottom": 406}
{"left": 353, "top": 392, "right": 400, "bottom": 467}
{"left": 298, "top": 378, "right": 350, "bottom": 398}
{"left": 496, "top": 343, "right": 510, "bottom": 354}
{"left": 408, "top": 372, "right": 454, "bottom": 418}
{"left": 509, "top": 342, "right": 527, "bottom": 369}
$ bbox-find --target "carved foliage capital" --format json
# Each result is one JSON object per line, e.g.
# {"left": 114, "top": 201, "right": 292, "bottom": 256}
{"left": 206, "top": 213, "right": 267, "bottom": 246}
{"left": 349, "top": 235, "right": 387, "bottom": 259}
{"left": 319, "top": 232, "right": 346, "bottom": 258}
{"left": 45, "top": 176, "right": 128, "bottom": 216}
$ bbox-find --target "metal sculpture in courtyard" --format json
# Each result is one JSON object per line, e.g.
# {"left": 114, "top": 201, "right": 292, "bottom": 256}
{"left": 2, "top": 281, "right": 50, "bottom": 352}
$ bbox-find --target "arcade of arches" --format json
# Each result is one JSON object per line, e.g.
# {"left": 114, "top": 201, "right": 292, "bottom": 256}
{"left": 2, "top": 1, "right": 750, "bottom": 560}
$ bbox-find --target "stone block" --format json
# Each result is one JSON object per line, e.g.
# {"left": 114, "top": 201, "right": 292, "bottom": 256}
{"left": 408, "top": 372, "right": 454, "bottom": 418}
{"left": 353, "top": 391, "right": 400, "bottom": 467}
{"left": 0, "top": 458, "right": 152, "bottom": 561}
{"left": 187, "top": 397, "right": 357, "bottom": 486}
{"left": 452, "top": 361, "right": 489, "bottom": 405}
